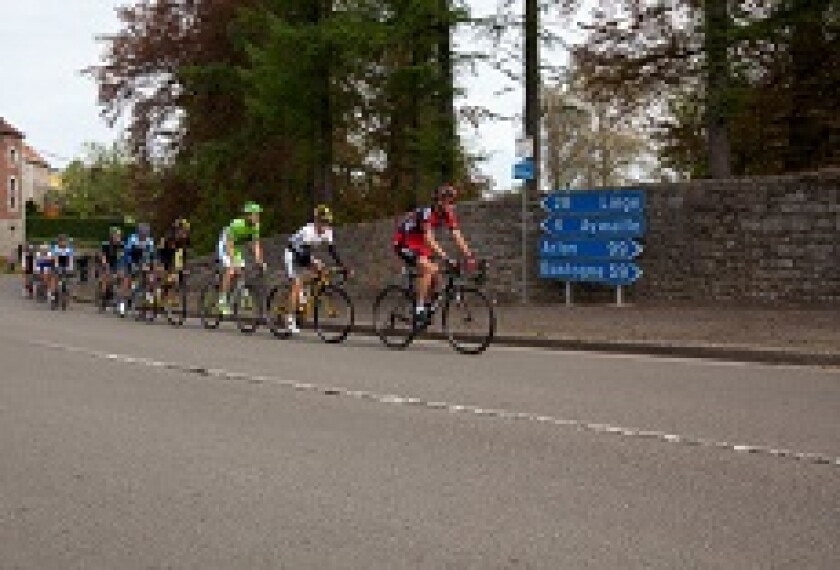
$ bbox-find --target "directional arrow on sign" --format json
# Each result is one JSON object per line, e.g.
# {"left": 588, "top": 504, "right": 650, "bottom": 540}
{"left": 541, "top": 189, "right": 645, "bottom": 215}
{"left": 539, "top": 237, "right": 643, "bottom": 260}
{"left": 541, "top": 215, "right": 645, "bottom": 238}
{"left": 539, "top": 260, "right": 643, "bottom": 285}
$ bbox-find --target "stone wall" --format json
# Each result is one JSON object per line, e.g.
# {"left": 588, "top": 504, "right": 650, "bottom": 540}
{"left": 190, "top": 169, "right": 840, "bottom": 305}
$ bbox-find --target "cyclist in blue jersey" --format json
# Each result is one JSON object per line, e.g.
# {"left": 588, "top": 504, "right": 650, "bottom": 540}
{"left": 47, "top": 234, "right": 75, "bottom": 304}
{"left": 120, "top": 223, "right": 156, "bottom": 316}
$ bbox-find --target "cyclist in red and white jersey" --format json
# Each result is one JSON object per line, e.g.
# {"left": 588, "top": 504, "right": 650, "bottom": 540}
{"left": 392, "top": 183, "right": 476, "bottom": 321}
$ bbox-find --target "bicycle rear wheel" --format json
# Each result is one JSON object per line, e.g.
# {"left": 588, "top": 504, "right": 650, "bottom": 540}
{"left": 314, "top": 285, "right": 354, "bottom": 344}
{"left": 233, "top": 285, "right": 260, "bottom": 334}
{"left": 199, "top": 284, "right": 222, "bottom": 329}
{"left": 372, "top": 285, "right": 415, "bottom": 349}
{"left": 442, "top": 287, "right": 495, "bottom": 355}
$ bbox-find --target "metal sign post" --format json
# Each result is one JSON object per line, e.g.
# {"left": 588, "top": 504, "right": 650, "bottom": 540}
{"left": 514, "top": 136, "right": 535, "bottom": 305}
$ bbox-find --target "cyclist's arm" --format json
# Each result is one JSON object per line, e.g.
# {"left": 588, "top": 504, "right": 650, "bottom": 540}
{"left": 451, "top": 228, "right": 473, "bottom": 259}
{"left": 253, "top": 239, "right": 264, "bottom": 265}
{"left": 424, "top": 226, "right": 447, "bottom": 260}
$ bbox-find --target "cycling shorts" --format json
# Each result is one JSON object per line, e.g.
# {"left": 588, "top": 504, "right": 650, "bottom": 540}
{"left": 284, "top": 248, "right": 313, "bottom": 280}
{"left": 394, "top": 244, "right": 427, "bottom": 267}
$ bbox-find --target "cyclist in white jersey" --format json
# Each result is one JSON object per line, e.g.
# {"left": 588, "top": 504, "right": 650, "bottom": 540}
{"left": 284, "top": 204, "right": 348, "bottom": 334}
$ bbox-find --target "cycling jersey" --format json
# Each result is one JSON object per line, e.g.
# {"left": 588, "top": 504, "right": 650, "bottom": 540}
{"left": 285, "top": 223, "right": 342, "bottom": 279}
{"left": 393, "top": 205, "right": 459, "bottom": 257}
{"left": 51, "top": 243, "right": 75, "bottom": 271}
{"left": 102, "top": 240, "right": 125, "bottom": 271}
{"left": 124, "top": 233, "right": 156, "bottom": 268}
{"left": 158, "top": 229, "right": 191, "bottom": 271}
{"left": 218, "top": 218, "right": 260, "bottom": 269}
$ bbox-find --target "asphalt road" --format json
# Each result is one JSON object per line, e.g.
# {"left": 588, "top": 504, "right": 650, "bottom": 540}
{"left": 1, "top": 277, "right": 838, "bottom": 568}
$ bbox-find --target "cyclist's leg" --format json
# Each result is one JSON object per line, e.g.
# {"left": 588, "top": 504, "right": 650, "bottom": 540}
{"left": 284, "top": 248, "right": 306, "bottom": 332}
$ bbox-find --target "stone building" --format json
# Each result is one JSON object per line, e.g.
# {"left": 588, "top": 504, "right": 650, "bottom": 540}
{"left": 21, "top": 143, "right": 52, "bottom": 209}
{"left": 0, "top": 117, "right": 25, "bottom": 260}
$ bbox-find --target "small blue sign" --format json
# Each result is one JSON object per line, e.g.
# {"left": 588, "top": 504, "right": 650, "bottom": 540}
{"left": 539, "top": 260, "right": 643, "bottom": 285}
{"left": 513, "top": 159, "right": 535, "bottom": 181}
{"left": 541, "top": 215, "right": 645, "bottom": 238}
{"left": 542, "top": 189, "right": 645, "bottom": 215}
{"left": 539, "top": 237, "right": 643, "bottom": 260}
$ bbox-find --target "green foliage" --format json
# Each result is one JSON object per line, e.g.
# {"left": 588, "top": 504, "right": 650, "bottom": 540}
{"left": 27, "top": 217, "right": 133, "bottom": 243}
{"left": 93, "top": 0, "right": 480, "bottom": 242}
{"left": 61, "top": 142, "right": 136, "bottom": 218}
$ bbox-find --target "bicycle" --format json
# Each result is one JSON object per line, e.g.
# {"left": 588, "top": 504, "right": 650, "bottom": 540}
{"left": 129, "top": 263, "right": 160, "bottom": 323}
{"left": 50, "top": 258, "right": 73, "bottom": 311}
{"left": 266, "top": 266, "right": 354, "bottom": 343}
{"left": 94, "top": 264, "right": 121, "bottom": 314}
{"left": 373, "top": 259, "right": 495, "bottom": 355}
{"left": 199, "top": 264, "right": 268, "bottom": 334}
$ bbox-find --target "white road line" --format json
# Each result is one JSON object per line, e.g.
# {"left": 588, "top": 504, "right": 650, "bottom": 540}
{"left": 32, "top": 339, "right": 840, "bottom": 469}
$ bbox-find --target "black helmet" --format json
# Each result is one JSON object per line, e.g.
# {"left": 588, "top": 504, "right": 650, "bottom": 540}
{"left": 433, "top": 183, "right": 458, "bottom": 202}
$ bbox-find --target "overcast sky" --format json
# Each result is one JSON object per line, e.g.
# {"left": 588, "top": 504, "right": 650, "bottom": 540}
{"left": 0, "top": 1, "right": 564, "bottom": 191}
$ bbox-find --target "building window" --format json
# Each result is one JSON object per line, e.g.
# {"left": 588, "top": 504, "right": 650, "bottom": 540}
{"left": 9, "top": 147, "right": 18, "bottom": 166}
{"left": 8, "top": 176, "right": 17, "bottom": 211}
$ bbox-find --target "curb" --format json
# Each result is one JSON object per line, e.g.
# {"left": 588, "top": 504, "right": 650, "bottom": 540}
{"left": 72, "top": 294, "right": 840, "bottom": 368}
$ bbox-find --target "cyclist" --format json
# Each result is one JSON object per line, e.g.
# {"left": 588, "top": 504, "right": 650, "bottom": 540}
{"left": 284, "top": 204, "right": 349, "bottom": 334}
{"left": 120, "top": 222, "right": 156, "bottom": 316}
{"left": 158, "top": 218, "right": 191, "bottom": 286}
{"left": 100, "top": 226, "right": 124, "bottom": 306}
{"left": 217, "top": 202, "right": 265, "bottom": 316}
{"left": 48, "top": 234, "right": 75, "bottom": 304}
{"left": 392, "top": 183, "right": 476, "bottom": 323}
{"left": 33, "top": 242, "right": 53, "bottom": 299}
{"left": 21, "top": 241, "right": 34, "bottom": 298}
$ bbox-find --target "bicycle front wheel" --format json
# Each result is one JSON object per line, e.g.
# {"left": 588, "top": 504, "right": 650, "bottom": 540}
{"left": 233, "top": 286, "right": 260, "bottom": 334}
{"left": 372, "top": 285, "right": 415, "bottom": 350}
{"left": 266, "top": 284, "right": 292, "bottom": 339}
{"left": 199, "top": 284, "right": 222, "bottom": 330}
{"left": 163, "top": 281, "right": 187, "bottom": 326}
{"left": 314, "top": 286, "right": 354, "bottom": 344}
{"left": 442, "top": 287, "right": 495, "bottom": 355}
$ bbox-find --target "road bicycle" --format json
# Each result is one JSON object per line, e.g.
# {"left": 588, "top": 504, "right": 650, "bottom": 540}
{"left": 49, "top": 258, "right": 73, "bottom": 311}
{"left": 94, "top": 264, "right": 121, "bottom": 314}
{"left": 126, "top": 262, "right": 188, "bottom": 326}
{"left": 265, "top": 266, "right": 354, "bottom": 343}
{"left": 373, "top": 259, "right": 495, "bottom": 355}
{"left": 199, "top": 264, "right": 269, "bottom": 334}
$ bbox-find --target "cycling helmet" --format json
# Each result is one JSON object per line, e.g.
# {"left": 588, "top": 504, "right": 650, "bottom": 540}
{"left": 174, "top": 218, "right": 190, "bottom": 230}
{"left": 433, "top": 183, "right": 458, "bottom": 202}
{"left": 242, "top": 201, "right": 263, "bottom": 214}
{"left": 138, "top": 223, "right": 151, "bottom": 235}
{"left": 110, "top": 226, "right": 122, "bottom": 236}
{"left": 314, "top": 204, "right": 334, "bottom": 224}
{"left": 57, "top": 233, "right": 68, "bottom": 241}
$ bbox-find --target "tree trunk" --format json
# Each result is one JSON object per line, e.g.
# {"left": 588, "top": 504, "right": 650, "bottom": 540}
{"left": 438, "top": 0, "right": 455, "bottom": 182}
{"left": 704, "top": 0, "right": 732, "bottom": 178}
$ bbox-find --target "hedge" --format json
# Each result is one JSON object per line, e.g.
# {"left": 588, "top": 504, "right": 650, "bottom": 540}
{"left": 27, "top": 217, "right": 133, "bottom": 242}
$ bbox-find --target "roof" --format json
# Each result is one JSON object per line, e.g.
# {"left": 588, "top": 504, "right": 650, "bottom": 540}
{"left": 22, "top": 144, "right": 49, "bottom": 168}
{"left": 0, "top": 117, "right": 24, "bottom": 139}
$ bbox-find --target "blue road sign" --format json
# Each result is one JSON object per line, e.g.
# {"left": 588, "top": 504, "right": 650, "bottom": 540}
{"left": 539, "top": 237, "right": 643, "bottom": 260}
{"left": 541, "top": 215, "right": 645, "bottom": 238}
{"left": 513, "top": 159, "right": 535, "bottom": 181}
{"left": 541, "top": 189, "right": 645, "bottom": 215}
{"left": 539, "top": 260, "right": 643, "bottom": 285}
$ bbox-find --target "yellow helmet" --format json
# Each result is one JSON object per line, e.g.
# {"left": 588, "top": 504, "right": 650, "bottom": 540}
{"left": 314, "top": 204, "right": 333, "bottom": 224}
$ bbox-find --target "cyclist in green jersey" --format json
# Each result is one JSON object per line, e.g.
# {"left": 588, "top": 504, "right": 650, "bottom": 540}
{"left": 217, "top": 202, "right": 265, "bottom": 315}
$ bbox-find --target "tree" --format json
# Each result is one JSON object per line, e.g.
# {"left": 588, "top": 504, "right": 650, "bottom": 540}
{"left": 60, "top": 142, "right": 135, "bottom": 218}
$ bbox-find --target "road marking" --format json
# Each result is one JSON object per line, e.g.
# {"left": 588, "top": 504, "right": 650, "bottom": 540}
{"left": 32, "top": 339, "right": 840, "bottom": 469}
